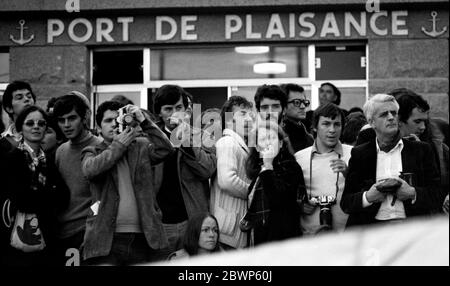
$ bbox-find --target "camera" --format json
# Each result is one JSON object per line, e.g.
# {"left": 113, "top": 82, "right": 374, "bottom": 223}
{"left": 312, "top": 195, "right": 336, "bottom": 230}
{"left": 116, "top": 106, "right": 139, "bottom": 133}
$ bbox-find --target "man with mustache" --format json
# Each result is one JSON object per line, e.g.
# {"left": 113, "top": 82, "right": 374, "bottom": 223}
{"left": 341, "top": 94, "right": 441, "bottom": 227}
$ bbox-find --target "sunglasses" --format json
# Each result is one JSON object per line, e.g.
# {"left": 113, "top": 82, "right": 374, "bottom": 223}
{"left": 288, "top": 99, "right": 310, "bottom": 107}
{"left": 24, "top": 119, "right": 47, "bottom": 128}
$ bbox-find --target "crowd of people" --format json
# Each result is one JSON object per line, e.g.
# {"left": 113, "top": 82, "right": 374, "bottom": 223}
{"left": 0, "top": 80, "right": 448, "bottom": 266}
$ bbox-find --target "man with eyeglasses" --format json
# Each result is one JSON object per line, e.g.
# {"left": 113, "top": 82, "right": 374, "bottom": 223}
{"left": 280, "top": 83, "right": 314, "bottom": 153}
{"left": 1, "top": 81, "right": 36, "bottom": 146}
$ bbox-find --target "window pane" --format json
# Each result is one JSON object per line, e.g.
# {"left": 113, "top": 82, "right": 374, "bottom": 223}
{"left": 338, "top": 87, "right": 367, "bottom": 111}
{"left": 0, "top": 53, "right": 9, "bottom": 83}
{"left": 316, "top": 45, "right": 366, "bottom": 80}
{"left": 95, "top": 92, "right": 141, "bottom": 108}
{"left": 93, "top": 50, "right": 143, "bottom": 85}
{"left": 150, "top": 46, "right": 308, "bottom": 80}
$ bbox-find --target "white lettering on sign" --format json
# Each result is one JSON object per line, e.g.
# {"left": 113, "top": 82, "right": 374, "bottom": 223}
{"left": 299, "top": 13, "right": 316, "bottom": 38}
{"left": 66, "top": 0, "right": 80, "bottom": 13}
{"left": 370, "top": 11, "right": 388, "bottom": 35}
{"left": 181, "top": 16, "right": 198, "bottom": 40}
{"left": 117, "top": 17, "right": 133, "bottom": 41}
{"left": 47, "top": 17, "right": 134, "bottom": 43}
{"left": 42, "top": 11, "right": 416, "bottom": 44}
{"left": 289, "top": 13, "right": 295, "bottom": 38}
{"left": 96, "top": 18, "right": 114, "bottom": 42}
{"left": 392, "top": 10, "right": 408, "bottom": 35}
{"left": 345, "top": 12, "right": 367, "bottom": 36}
{"left": 68, "top": 18, "right": 93, "bottom": 43}
{"left": 156, "top": 16, "right": 177, "bottom": 41}
{"left": 157, "top": 16, "right": 198, "bottom": 41}
{"left": 266, "top": 14, "right": 286, "bottom": 39}
{"left": 320, "top": 12, "right": 340, "bottom": 37}
{"left": 47, "top": 19, "right": 64, "bottom": 43}
{"left": 246, "top": 14, "right": 261, "bottom": 39}
{"left": 225, "top": 15, "right": 242, "bottom": 40}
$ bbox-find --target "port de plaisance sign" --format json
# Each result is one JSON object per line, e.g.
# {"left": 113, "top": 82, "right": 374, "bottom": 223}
{"left": 3, "top": 10, "right": 449, "bottom": 46}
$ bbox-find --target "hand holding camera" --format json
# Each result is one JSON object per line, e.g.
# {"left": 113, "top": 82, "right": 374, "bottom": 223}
{"left": 114, "top": 125, "right": 139, "bottom": 147}
{"left": 170, "top": 112, "right": 192, "bottom": 145}
{"left": 116, "top": 105, "right": 145, "bottom": 133}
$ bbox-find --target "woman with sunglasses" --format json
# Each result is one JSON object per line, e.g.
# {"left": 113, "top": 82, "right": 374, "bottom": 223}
{"left": 3, "top": 105, "right": 69, "bottom": 266}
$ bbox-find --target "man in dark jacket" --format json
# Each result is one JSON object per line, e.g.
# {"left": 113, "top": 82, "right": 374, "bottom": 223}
{"left": 152, "top": 85, "right": 217, "bottom": 255}
{"left": 280, "top": 83, "right": 314, "bottom": 153}
{"left": 341, "top": 94, "right": 441, "bottom": 227}
{"left": 81, "top": 101, "right": 173, "bottom": 265}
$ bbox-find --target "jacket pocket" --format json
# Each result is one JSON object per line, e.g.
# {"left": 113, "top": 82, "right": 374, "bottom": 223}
{"left": 214, "top": 206, "right": 236, "bottom": 236}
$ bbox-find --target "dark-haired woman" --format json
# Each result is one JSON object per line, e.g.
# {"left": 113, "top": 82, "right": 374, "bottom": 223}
{"left": 245, "top": 123, "right": 306, "bottom": 246}
{"left": 168, "top": 213, "right": 221, "bottom": 260}
{"left": 4, "top": 105, "right": 68, "bottom": 266}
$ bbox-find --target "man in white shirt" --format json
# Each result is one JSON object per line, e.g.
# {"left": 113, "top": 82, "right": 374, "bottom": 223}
{"left": 295, "top": 103, "right": 351, "bottom": 234}
{"left": 341, "top": 94, "right": 441, "bottom": 227}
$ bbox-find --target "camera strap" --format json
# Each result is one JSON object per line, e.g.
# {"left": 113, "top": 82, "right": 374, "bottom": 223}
{"left": 308, "top": 151, "right": 341, "bottom": 200}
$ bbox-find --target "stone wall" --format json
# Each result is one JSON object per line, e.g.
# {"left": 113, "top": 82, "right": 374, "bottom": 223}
{"left": 9, "top": 45, "right": 90, "bottom": 110}
{"left": 369, "top": 38, "right": 449, "bottom": 120}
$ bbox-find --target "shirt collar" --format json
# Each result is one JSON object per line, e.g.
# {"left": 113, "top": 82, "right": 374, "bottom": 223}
{"left": 376, "top": 138, "right": 404, "bottom": 154}
{"left": 22, "top": 140, "right": 45, "bottom": 159}
{"left": 1, "top": 124, "right": 22, "bottom": 142}
{"left": 311, "top": 140, "right": 344, "bottom": 156}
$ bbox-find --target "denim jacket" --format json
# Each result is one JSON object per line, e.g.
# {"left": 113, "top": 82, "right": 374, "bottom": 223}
{"left": 80, "top": 119, "right": 174, "bottom": 260}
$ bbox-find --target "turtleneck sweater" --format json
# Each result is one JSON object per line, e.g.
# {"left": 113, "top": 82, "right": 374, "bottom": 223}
{"left": 55, "top": 131, "right": 102, "bottom": 238}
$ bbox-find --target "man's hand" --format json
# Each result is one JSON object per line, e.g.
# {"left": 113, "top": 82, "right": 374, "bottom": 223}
{"left": 126, "top": 105, "right": 146, "bottom": 123}
{"left": 301, "top": 200, "right": 317, "bottom": 215}
{"left": 395, "top": 177, "right": 416, "bottom": 201}
{"left": 114, "top": 126, "right": 138, "bottom": 147}
{"left": 330, "top": 159, "right": 348, "bottom": 177}
{"left": 443, "top": 194, "right": 449, "bottom": 214}
{"left": 366, "top": 182, "right": 388, "bottom": 204}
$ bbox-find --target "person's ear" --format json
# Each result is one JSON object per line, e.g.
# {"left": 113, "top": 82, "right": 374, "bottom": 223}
{"left": 4, "top": 106, "right": 13, "bottom": 116}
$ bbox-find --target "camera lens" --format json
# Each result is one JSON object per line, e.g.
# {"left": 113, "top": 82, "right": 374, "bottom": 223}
{"left": 319, "top": 204, "right": 333, "bottom": 230}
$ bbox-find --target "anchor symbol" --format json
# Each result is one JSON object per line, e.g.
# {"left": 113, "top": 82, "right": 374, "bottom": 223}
{"left": 421, "top": 11, "right": 447, "bottom": 38}
{"left": 9, "top": 20, "right": 35, "bottom": 45}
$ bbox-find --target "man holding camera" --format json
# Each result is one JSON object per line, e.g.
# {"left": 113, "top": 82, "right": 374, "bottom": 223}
{"left": 295, "top": 103, "right": 352, "bottom": 235}
{"left": 80, "top": 101, "right": 173, "bottom": 265}
{"left": 341, "top": 94, "right": 441, "bottom": 227}
{"left": 152, "top": 85, "right": 217, "bottom": 255}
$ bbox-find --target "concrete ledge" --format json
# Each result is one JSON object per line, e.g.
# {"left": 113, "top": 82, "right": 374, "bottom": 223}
{"left": 0, "top": 0, "right": 447, "bottom": 12}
